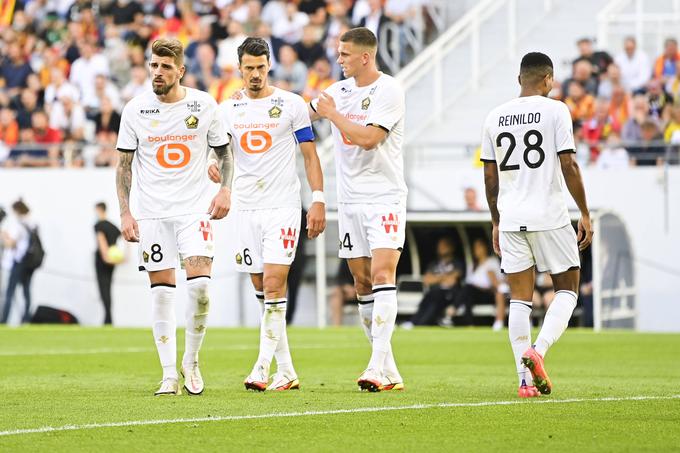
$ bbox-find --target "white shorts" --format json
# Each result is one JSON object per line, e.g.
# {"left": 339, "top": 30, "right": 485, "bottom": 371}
{"left": 233, "top": 207, "right": 301, "bottom": 273}
{"left": 338, "top": 203, "right": 406, "bottom": 259}
{"left": 499, "top": 224, "right": 580, "bottom": 275}
{"left": 138, "top": 214, "right": 214, "bottom": 272}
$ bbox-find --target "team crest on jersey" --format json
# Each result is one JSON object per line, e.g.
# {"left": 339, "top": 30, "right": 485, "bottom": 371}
{"left": 280, "top": 228, "right": 297, "bottom": 249}
{"left": 268, "top": 106, "right": 282, "bottom": 118}
{"left": 235, "top": 253, "right": 243, "bottom": 265}
{"left": 185, "top": 114, "right": 199, "bottom": 129}
{"left": 381, "top": 213, "right": 399, "bottom": 233}
{"left": 361, "top": 97, "right": 371, "bottom": 110}
{"left": 143, "top": 251, "right": 149, "bottom": 263}
{"left": 186, "top": 100, "right": 201, "bottom": 113}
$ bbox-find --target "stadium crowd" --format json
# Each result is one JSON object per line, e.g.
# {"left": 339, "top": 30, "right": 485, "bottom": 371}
{"left": 0, "top": 0, "right": 432, "bottom": 167}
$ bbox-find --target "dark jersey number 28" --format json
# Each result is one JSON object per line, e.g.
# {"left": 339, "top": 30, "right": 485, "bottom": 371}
{"left": 496, "top": 129, "right": 545, "bottom": 171}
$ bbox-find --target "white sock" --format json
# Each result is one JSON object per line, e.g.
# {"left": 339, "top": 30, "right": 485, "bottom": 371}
{"left": 183, "top": 276, "right": 210, "bottom": 368}
{"left": 151, "top": 284, "right": 177, "bottom": 380}
{"left": 256, "top": 298, "right": 287, "bottom": 370}
{"left": 358, "top": 293, "right": 401, "bottom": 381}
{"left": 534, "top": 290, "right": 577, "bottom": 357}
{"left": 256, "top": 291, "right": 295, "bottom": 376}
{"left": 367, "top": 285, "right": 398, "bottom": 374}
{"left": 508, "top": 300, "right": 533, "bottom": 386}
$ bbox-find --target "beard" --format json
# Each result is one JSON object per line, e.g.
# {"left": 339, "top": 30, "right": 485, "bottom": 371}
{"left": 248, "top": 80, "right": 263, "bottom": 91}
{"left": 153, "top": 80, "right": 174, "bottom": 96}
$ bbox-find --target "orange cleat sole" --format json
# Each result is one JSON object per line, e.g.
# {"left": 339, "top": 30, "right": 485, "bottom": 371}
{"left": 521, "top": 348, "right": 552, "bottom": 395}
{"left": 244, "top": 381, "right": 267, "bottom": 392}
{"left": 357, "top": 378, "right": 382, "bottom": 392}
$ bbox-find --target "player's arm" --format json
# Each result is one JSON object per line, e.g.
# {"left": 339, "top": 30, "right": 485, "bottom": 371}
{"left": 207, "top": 141, "right": 233, "bottom": 220}
{"left": 559, "top": 152, "right": 592, "bottom": 250}
{"left": 308, "top": 102, "right": 321, "bottom": 122}
{"left": 315, "top": 92, "right": 387, "bottom": 150}
{"left": 116, "top": 150, "right": 139, "bottom": 242}
{"left": 483, "top": 161, "right": 501, "bottom": 256}
{"left": 299, "top": 140, "right": 327, "bottom": 239}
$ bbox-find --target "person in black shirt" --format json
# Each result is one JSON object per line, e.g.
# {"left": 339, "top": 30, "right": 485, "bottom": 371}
{"left": 94, "top": 202, "right": 121, "bottom": 325}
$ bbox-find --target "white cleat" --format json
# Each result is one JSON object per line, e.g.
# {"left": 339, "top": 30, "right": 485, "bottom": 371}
{"left": 357, "top": 368, "right": 383, "bottom": 392}
{"left": 244, "top": 364, "right": 269, "bottom": 392}
{"left": 381, "top": 374, "right": 405, "bottom": 391}
{"left": 267, "top": 372, "right": 300, "bottom": 391}
{"left": 154, "top": 377, "right": 181, "bottom": 396}
{"left": 181, "top": 363, "right": 204, "bottom": 396}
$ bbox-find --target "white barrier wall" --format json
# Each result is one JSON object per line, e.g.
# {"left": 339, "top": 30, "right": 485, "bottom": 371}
{"left": 1, "top": 167, "right": 678, "bottom": 331}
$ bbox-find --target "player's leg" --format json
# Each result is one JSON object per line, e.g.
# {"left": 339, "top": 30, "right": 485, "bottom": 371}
{"left": 500, "top": 230, "right": 540, "bottom": 397}
{"left": 140, "top": 218, "right": 180, "bottom": 396}
{"left": 523, "top": 226, "right": 581, "bottom": 395}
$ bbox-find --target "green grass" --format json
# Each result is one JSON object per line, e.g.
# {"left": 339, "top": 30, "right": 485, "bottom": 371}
{"left": 0, "top": 326, "right": 679, "bottom": 452}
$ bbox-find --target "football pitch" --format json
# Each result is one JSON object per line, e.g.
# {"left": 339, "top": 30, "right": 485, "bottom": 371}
{"left": 1, "top": 326, "right": 679, "bottom": 451}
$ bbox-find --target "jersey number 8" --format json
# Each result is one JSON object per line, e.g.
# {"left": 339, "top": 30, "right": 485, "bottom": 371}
{"left": 241, "top": 130, "right": 273, "bottom": 154}
{"left": 496, "top": 130, "right": 545, "bottom": 171}
{"left": 156, "top": 143, "right": 190, "bottom": 168}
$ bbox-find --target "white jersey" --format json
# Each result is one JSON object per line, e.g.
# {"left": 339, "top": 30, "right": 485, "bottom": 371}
{"left": 116, "top": 88, "right": 229, "bottom": 220}
{"left": 481, "top": 95, "right": 575, "bottom": 232}
{"left": 220, "top": 87, "right": 312, "bottom": 210}
{"left": 312, "top": 73, "right": 407, "bottom": 205}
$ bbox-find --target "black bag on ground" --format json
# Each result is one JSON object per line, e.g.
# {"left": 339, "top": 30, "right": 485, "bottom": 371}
{"left": 31, "top": 306, "right": 78, "bottom": 324}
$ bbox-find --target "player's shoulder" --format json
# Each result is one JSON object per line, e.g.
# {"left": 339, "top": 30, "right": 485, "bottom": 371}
{"left": 185, "top": 87, "right": 218, "bottom": 108}
{"left": 122, "top": 90, "right": 154, "bottom": 113}
{"left": 325, "top": 78, "right": 352, "bottom": 96}
{"left": 377, "top": 73, "right": 401, "bottom": 89}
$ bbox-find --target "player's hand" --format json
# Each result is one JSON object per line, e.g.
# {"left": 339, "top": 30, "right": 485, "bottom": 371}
{"left": 577, "top": 214, "right": 593, "bottom": 251}
{"left": 208, "top": 162, "right": 221, "bottom": 184}
{"left": 316, "top": 92, "right": 336, "bottom": 119}
{"left": 208, "top": 187, "right": 231, "bottom": 220}
{"left": 121, "top": 212, "right": 139, "bottom": 243}
{"left": 492, "top": 223, "right": 501, "bottom": 257}
{"left": 306, "top": 201, "right": 326, "bottom": 239}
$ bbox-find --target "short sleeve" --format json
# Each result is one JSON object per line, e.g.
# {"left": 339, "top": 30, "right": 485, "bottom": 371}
{"left": 555, "top": 103, "right": 576, "bottom": 154}
{"left": 366, "top": 81, "right": 404, "bottom": 132}
{"left": 292, "top": 95, "right": 312, "bottom": 133}
{"left": 480, "top": 116, "right": 496, "bottom": 162}
{"left": 310, "top": 82, "right": 337, "bottom": 113}
{"left": 207, "top": 100, "right": 230, "bottom": 147}
{"left": 116, "top": 103, "right": 138, "bottom": 152}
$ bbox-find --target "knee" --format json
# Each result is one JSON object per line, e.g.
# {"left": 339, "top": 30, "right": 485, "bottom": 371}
{"left": 263, "top": 274, "right": 286, "bottom": 297}
{"left": 372, "top": 269, "right": 394, "bottom": 286}
{"left": 353, "top": 274, "right": 372, "bottom": 296}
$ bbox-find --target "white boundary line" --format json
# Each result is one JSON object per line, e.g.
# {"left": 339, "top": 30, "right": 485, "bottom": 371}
{"left": 1, "top": 395, "right": 678, "bottom": 437}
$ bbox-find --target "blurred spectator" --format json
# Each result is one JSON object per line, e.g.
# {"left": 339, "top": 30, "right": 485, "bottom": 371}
{"left": 597, "top": 63, "right": 622, "bottom": 99}
{"left": 0, "top": 42, "right": 34, "bottom": 98}
{"left": 666, "top": 60, "right": 680, "bottom": 105}
{"left": 294, "top": 25, "right": 326, "bottom": 67}
{"left": 11, "top": 110, "right": 62, "bottom": 167}
{"left": 563, "top": 58, "right": 598, "bottom": 98}
{"left": 90, "top": 74, "right": 123, "bottom": 115}
{"left": 217, "top": 20, "right": 247, "bottom": 70}
{"left": 573, "top": 37, "right": 612, "bottom": 77}
{"left": 208, "top": 66, "right": 243, "bottom": 104}
{"left": 14, "top": 88, "right": 40, "bottom": 131}
{"left": 190, "top": 43, "right": 221, "bottom": 92}
{"left": 121, "top": 65, "right": 150, "bottom": 103}
{"left": 357, "top": 0, "right": 392, "bottom": 72}
{"left": 615, "top": 36, "right": 651, "bottom": 92}
{"left": 622, "top": 94, "right": 651, "bottom": 143}
{"left": 0, "top": 107, "right": 19, "bottom": 147}
{"left": 273, "top": 45, "right": 308, "bottom": 95}
{"left": 44, "top": 66, "right": 80, "bottom": 107}
{"left": 653, "top": 38, "right": 680, "bottom": 83}
{"left": 642, "top": 79, "right": 672, "bottom": 122}
{"left": 69, "top": 40, "right": 110, "bottom": 111}
{"left": 102, "top": 25, "right": 132, "bottom": 88}
{"left": 103, "top": 0, "right": 144, "bottom": 27}
{"left": 663, "top": 103, "right": 680, "bottom": 143}
{"left": 565, "top": 80, "right": 595, "bottom": 122}
{"left": 261, "top": 0, "right": 287, "bottom": 28}
{"left": 272, "top": 2, "right": 309, "bottom": 44}
{"left": 464, "top": 187, "right": 482, "bottom": 211}
{"left": 303, "top": 57, "right": 335, "bottom": 102}
{"left": 36, "top": 47, "right": 70, "bottom": 90}
{"left": 93, "top": 96, "right": 121, "bottom": 167}
{"left": 94, "top": 202, "right": 122, "bottom": 325}
{"left": 49, "top": 93, "right": 87, "bottom": 143}
{"left": 627, "top": 119, "right": 665, "bottom": 166}
{"left": 583, "top": 97, "right": 618, "bottom": 161}
{"left": 1, "top": 200, "right": 38, "bottom": 324}
{"left": 253, "top": 22, "right": 283, "bottom": 69}
{"left": 596, "top": 132, "right": 630, "bottom": 170}
{"left": 329, "top": 259, "right": 356, "bottom": 326}
{"left": 609, "top": 85, "right": 630, "bottom": 129}
{"left": 404, "top": 236, "right": 463, "bottom": 328}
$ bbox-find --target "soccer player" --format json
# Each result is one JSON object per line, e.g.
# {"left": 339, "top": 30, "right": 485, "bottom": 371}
{"left": 116, "top": 38, "right": 232, "bottom": 396}
{"left": 210, "top": 38, "right": 326, "bottom": 391}
{"left": 309, "top": 27, "right": 407, "bottom": 392}
{"left": 481, "top": 52, "right": 593, "bottom": 398}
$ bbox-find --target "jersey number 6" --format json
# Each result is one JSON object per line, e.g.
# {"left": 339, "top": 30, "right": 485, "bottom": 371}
{"left": 496, "top": 130, "right": 545, "bottom": 171}
{"left": 156, "top": 143, "right": 190, "bottom": 168}
{"left": 241, "top": 130, "right": 273, "bottom": 154}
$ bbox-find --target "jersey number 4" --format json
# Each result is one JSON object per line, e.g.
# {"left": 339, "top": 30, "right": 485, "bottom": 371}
{"left": 496, "top": 130, "right": 545, "bottom": 171}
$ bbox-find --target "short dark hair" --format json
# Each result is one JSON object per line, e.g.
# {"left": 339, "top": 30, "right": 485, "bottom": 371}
{"left": 340, "top": 27, "right": 377, "bottom": 48}
{"left": 96, "top": 202, "right": 107, "bottom": 211}
{"left": 12, "top": 199, "right": 29, "bottom": 215}
{"left": 152, "top": 38, "right": 184, "bottom": 67}
{"left": 520, "top": 52, "right": 553, "bottom": 85}
{"left": 237, "top": 37, "right": 270, "bottom": 64}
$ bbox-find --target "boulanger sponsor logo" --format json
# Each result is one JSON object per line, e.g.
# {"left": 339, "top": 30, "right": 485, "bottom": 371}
{"left": 147, "top": 134, "right": 198, "bottom": 143}
{"left": 185, "top": 114, "right": 199, "bottom": 129}
{"left": 268, "top": 106, "right": 282, "bottom": 118}
{"left": 234, "top": 122, "right": 278, "bottom": 130}
{"left": 344, "top": 112, "right": 367, "bottom": 121}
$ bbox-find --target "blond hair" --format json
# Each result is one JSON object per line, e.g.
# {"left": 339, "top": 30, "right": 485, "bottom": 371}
{"left": 151, "top": 38, "right": 184, "bottom": 67}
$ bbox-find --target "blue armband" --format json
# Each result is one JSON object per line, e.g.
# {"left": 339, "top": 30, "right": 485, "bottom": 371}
{"left": 294, "top": 126, "right": 315, "bottom": 143}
